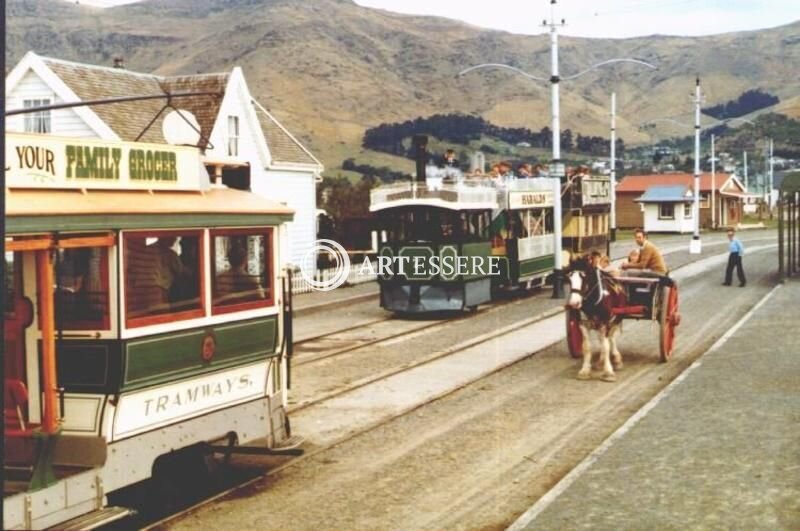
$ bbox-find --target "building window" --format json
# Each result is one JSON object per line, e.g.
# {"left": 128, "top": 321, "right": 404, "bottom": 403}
{"left": 124, "top": 231, "right": 204, "bottom": 327}
{"left": 211, "top": 229, "right": 273, "bottom": 314}
{"left": 227, "top": 115, "right": 239, "bottom": 156}
{"left": 23, "top": 98, "right": 51, "bottom": 133}
{"left": 700, "top": 193, "right": 710, "bottom": 208}
{"left": 684, "top": 203, "right": 693, "bottom": 219}
{"left": 659, "top": 203, "right": 675, "bottom": 220}
{"left": 56, "top": 247, "right": 111, "bottom": 330}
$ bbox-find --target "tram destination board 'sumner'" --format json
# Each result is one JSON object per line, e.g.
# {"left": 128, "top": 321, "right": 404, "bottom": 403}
{"left": 5, "top": 132, "right": 208, "bottom": 190}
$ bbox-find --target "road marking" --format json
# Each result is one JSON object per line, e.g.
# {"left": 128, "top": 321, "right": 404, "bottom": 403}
{"left": 506, "top": 282, "right": 783, "bottom": 531}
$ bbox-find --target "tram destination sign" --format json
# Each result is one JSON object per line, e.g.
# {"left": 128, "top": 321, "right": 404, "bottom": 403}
{"left": 508, "top": 190, "right": 554, "bottom": 209}
{"left": 5, "top": 132, "right": 208, "bottom": 191}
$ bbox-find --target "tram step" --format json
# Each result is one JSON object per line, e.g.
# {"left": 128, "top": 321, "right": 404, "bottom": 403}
{"left": 57, "top": 506, "right": 134, "bottom": 531}
{"left": 274, "top": 435, "right": 305, "bottom": 450}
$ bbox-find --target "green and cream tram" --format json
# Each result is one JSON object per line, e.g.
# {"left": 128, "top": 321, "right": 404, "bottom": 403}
{"left": 3, "top": 133, "right": 295, "bottom": 529}
{"left": 370, "top": 172, "right": 560, "bottom": 313}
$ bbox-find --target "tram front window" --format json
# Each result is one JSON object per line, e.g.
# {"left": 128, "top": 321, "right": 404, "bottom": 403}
{"left": 56, "top": 247, "right": 110, "bottom": 330}
{"left": 211, "top": 229, "right": 272, "bottom": 312}
{"left": 385, "top": 209, "right": 461, "bottom": 242}
{"left": 124, "top": 231, "right": 203, "bottom": 324}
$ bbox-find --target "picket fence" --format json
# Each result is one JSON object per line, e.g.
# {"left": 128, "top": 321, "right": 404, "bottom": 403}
{"left": 289, "top": 259, "right": 377, "bottom": 295}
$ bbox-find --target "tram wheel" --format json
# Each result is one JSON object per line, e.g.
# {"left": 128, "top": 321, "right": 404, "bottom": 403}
{"left": 659, "top": 286, "right": 679, "bottom": 362}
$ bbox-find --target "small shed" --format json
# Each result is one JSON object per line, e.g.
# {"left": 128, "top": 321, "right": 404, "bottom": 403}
{"left": 635, "top": 184, "right": 695, "bottom": 233}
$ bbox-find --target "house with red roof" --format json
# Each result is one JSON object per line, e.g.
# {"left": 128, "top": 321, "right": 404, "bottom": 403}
{"left": 616, "top": 173, "right": 747, "bottom": 231}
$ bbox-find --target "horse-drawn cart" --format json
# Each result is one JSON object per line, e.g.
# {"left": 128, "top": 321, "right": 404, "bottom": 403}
{"left": 566, "top": 274, "right": 681, "bottom": 362}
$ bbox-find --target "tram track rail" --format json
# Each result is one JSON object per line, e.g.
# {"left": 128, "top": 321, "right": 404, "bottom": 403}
{"left": 137, "top": 234, "right": 777, "bottom": 530}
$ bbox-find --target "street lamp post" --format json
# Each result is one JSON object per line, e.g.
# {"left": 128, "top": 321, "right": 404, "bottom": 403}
{"left": 610, "top": 92, "right": 617, "bottom": 243}
{"left": 690, "top": 78, "right": 702, "bottom": 254}
{"left": 545, "top": 0, "right": 565, "bottom": 297}
{"left": 458, "top": 0, "right": 655, "bottom": 298}
{"left": 711, "top": 133, "right": 716, "bottom": 229}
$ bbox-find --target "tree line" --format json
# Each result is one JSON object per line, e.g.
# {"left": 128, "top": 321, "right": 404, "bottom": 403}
{"left": 703, "top": 89, "right": 779, "bottom": 120}
{"left": 362, "top": 113, "right": 624, "bottom": 158}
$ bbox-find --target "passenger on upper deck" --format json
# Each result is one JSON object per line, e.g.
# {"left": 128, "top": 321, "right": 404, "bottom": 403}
{"left": 620, "top": 228, "right": 667, "bottom": 275}
{"left": 517, "top": 163, "right": 533, "bottom": 178}
{"left": 439, "top": 149, "right": 458, "bottom": 168}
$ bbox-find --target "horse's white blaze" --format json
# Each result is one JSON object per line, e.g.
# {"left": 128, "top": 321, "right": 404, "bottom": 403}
{"left": 567, "top": 270, "right": 583, "bottom": 309}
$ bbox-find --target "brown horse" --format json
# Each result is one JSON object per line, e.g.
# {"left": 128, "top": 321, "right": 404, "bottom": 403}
{"left": 565, "top": 255, "right": 628, "bottom": 382}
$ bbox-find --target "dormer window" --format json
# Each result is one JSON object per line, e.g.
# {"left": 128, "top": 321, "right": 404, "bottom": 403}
{"left": 227, "top": 115, "right": 239, "bottom": 156}
{"left": 24, "top": 98, "right": 51, "bottom": 133}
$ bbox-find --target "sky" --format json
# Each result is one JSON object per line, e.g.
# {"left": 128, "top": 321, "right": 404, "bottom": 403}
{"left": 70, "top": 0, "right": 799, "bottom": 39}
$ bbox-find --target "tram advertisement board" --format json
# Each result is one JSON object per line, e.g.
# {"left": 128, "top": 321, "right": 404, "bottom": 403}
{"left": 508, "top": 190, "right": 554, "bottom": 209}
{"left": 5, "top": 132, "right": 208, "bottom": 191}
{"left": 113, "top": 361, "right": 269, "bottom": 439}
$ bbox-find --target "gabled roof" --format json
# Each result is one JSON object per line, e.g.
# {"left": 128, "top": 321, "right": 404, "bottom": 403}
{"left": 252, "top": 100, "right": 322, "bottom": 169}
{"left": 8, "top": 53, "right": 322, "bottom": 170}
{"left": 35, "top": 56, "right": 226, "bottom": 148}
{"left": 617, "top": 173, "right": 736, "bottom": 193}
{"left": 636, "top": 185, "right": 693, "bottom": 203}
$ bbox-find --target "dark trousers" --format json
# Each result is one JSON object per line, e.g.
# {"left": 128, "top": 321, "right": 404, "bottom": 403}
{"left": 725, "top": 253, "right": 746, "bottom": 285}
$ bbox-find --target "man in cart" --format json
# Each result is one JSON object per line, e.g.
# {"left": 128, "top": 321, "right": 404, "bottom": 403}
{"left": 620, "top": 228, "right": 667, "bottom": 275}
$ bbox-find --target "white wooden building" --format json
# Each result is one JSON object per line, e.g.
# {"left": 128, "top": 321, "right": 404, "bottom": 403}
{"left": 635, "top": 184, "right": 696, "bottom": 233}
{"left": 5, "top": 51, "right": 323, "bottom": 267}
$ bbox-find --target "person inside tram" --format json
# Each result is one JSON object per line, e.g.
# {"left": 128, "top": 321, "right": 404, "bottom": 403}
{"left": 170, "top": 237, "right": 200, "bottom": 303}
{"left": 216, "top": 243, "right": 265, "bottom": 303}
{"left": 57, "top": 248, "right": 93, "bottom": 319}
{"left": 154, "top": 236, "right": 192, "bottom": 304}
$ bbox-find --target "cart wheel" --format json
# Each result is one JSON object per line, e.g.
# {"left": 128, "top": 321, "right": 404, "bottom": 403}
{"left": 565, "top": 309, "right": 583, "bottom": 359}
{"left": 659, "top": 285, "right": 679, "bottom": 362}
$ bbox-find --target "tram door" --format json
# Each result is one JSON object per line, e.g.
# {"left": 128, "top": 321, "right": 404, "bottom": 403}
{"left": 4, "top": 252, "right": 34, "bottom": 420}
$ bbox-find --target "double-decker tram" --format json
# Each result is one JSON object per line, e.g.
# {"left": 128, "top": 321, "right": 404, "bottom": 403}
{"left": 3, "top": 133, "right": 297, "bottom": 529}
{"left": 369, "top": 138, "right": 611, "bottom": 315}
{"left": 561, "top": 169, "right": 613, "bottom": 256}
{"left": 370, "top": 161, "right": 560, "bottom": 313}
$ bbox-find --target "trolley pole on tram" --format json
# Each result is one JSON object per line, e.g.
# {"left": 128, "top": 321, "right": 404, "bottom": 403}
{"left": 690, "top": 77, "right": 703, "bottom": 254}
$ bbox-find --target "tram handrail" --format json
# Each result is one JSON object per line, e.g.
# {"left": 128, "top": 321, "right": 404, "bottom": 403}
{"left": 370, "top": 182, "right": 498, "bottom": 209}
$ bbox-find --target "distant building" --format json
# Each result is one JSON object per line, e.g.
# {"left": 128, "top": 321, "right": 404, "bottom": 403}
{"left": 635, "top": 185, "right": 695, "bottom": 233}
{"left": 616, "top": 173, "right": 747, "bottom": 230}
{"left": 5, "top": 51, "right": 323, "bottom": 267}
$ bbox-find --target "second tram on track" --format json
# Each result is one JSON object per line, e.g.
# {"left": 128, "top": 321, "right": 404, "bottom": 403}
{"left": 3, "top": 133, "right": 298, "bottom": 529}
{"left": 369, "top": 140, "right": 611, "bottom": 314}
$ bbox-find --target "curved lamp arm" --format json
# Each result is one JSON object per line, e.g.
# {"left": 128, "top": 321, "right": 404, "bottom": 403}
{"left": 458, "top": 58, "right": 656, "bottom": 83}
{"left": 456, "top": 63, "right": 549, "bottom": 82}
{"left": 561, "top": 58, "right": 657, "bottom": 81}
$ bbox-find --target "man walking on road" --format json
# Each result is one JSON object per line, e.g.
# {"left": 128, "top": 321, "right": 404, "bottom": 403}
{"left": 723, "top": 228, "right": 746, "bottom": 287}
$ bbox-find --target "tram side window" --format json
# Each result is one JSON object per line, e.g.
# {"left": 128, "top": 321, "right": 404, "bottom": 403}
{"left": 458, "top": 211, "right": 490, "bottom": 242}
{"left": 520, "top": 209, "right": 549, "bottom": 238}
{"left": 124, "top": 232, "right": 203, "bottom": 325}
{"left": 211, "top": 229, "right": 272, "bottom": 312}
{"left": 56, "top": 247, "right": 110, "bottom": 330}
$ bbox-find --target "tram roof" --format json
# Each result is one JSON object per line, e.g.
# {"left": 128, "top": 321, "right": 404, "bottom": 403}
{"left": 5, "top": 187, "right": 294, "bottom": 233}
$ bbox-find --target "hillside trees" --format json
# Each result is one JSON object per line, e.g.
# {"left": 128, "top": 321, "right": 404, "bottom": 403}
{"left": 362, "top": 113, "right": 624, "bottom": 157}
{"left": 703, "top": 89, "right": 779, "bottom": 120}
